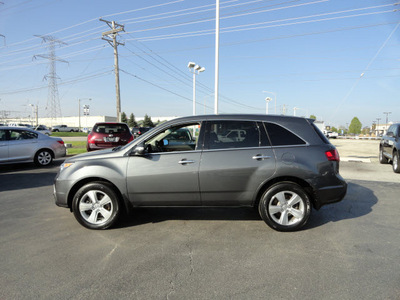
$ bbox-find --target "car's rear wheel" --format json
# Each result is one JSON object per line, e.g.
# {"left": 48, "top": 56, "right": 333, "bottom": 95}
{"left": 259, "top": 182, "right": 311, "bottom": 232}
{"left": 34, "top": 149, "right": 53, "bottom": 166}
{"left": 72, "top": 182, "right": 120, "bottom": 229}
{"left": 379, "top": 148, "right": 389, "bottom": 164}
{"left": 393, "top": 151, "right": 400, "bottom": 173}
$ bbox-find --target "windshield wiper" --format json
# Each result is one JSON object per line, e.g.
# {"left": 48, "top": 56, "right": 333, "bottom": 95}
{"left": 112, "top": 146, "right": 123, "bottom": 151}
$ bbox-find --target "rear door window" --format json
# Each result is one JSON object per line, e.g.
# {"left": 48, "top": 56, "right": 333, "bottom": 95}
{"left": 204, "top": 120, "right": 269, "bottom": 149}
{"left": 10, "top": 130, "right": 38, "bottom": 140}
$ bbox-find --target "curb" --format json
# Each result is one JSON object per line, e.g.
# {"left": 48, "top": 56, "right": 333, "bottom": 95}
{"left": 341, "top": 157, "right": 371, "bottom": 163}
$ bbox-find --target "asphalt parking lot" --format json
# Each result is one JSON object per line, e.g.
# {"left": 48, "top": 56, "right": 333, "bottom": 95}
{"left": 1, "top": 139, "right": 399, "bottom": 299}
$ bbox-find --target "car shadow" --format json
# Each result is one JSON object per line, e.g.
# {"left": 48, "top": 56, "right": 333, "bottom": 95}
{"left": 0, "top": 159, "right": 63, "bottom": 192}
{"left": 116, "top": 207, "right": 261, "bottom": 228}
{"left": 304, "top": 181, "right": 377, "bottom": 230}
{"left": 116, "top": 182, "right": 376, "bottom": 230}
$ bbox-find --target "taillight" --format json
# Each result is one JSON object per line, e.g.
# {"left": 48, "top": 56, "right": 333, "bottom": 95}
{"left": 325, "top": 149, "right": 340, "bottom": 161}
{"left": 88, "top": 133, "right": 95, "bottom": 144}
{"left": 128, "top": 135, "right": 134, "bottom": 143}
{"left": 57, "top": 140, "right": 64, "bottom": 145}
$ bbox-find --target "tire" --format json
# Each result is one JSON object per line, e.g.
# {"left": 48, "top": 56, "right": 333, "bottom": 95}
{"left": 258, "top": 182, "right": 311, "bottom": 232}
{"left": 34, "top": 149, "right": 53, "bottom": 166}
{"left": 70, "top": 130, "right": 74, "bottom": 132}
{"left": 393, "top": 151, "right": 400, "bottom": 173}
{"left": 53, "top": 129, "right": 59, "bottom": 132}
{"left": 72, "top": 182, "right": 120, "bottom": 229}
{"left": 379, "top": 148, "right": 389, "bottom": 164}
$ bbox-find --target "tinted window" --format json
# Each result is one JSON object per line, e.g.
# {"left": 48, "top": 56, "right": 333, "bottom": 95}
{"left": 311, "top": 122, "right": 330, "bottom": 144}
{"left": 264, "top": 122, "right": 306, "bottom": 146}
{"left": 93, "top": 124, "right": 129, "bottom": 134}
{"left": 0, "top": 130, "right": 6, "bottom": 141}
{"left": 388, "top": 125, "right": 398, "bottom": 137}
{"left": 205, "top": 121, "right": 267, "bottom": 150}
{"left": 10, "top": 130, "right": 38, "bottom": 140}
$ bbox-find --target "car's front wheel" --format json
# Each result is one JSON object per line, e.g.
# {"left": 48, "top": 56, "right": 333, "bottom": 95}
{"left": 393, "top": 151, "right": 400, "bottom": 173}
{"left": 72, "top": 182, "right": 120, "bottom": 229}
{"left": 259, "top": 182, "right": 311, "bottom": 232}
{"left": 379, "top": 148, "right": 389, "bottom": 164}
{"left": 34, "top": 149, "right": 53, "bottom": 166}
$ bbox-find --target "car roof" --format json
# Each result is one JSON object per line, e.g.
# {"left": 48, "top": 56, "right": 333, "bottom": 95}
{"left": 0, "top": 126, "right": 36, "bottom": 130}
{"left": 162, "top": 114, "right": 313, "bottom": 124}
{"left": 94, "top": 122, "right": 128, "bottom": 126}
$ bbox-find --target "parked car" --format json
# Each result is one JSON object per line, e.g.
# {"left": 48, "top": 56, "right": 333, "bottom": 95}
{"left": 0, "top": 126, "right": 66, "bottom": 166}
{"left": 132, "top": 127, "right": 152, "bottom": 138}
{"left": 52, "top": 125, "right": 79, "bottom": 132}
{"left": 379, "top": 123, "right": 400, "bottom": 173}
{"left": 34, "top": 125, "right": 52, "bottom": 136}
{"left": 87, "top": 122, "right": 133, "bottom": 151}
{"left": 54, "top": 114, "right": 347, "bottom": 231}
{"left": 325, "top": 131, "right": 338, "bottom": 139}
{"left": 8, "top": 123, "right": 33, "bottom": 128}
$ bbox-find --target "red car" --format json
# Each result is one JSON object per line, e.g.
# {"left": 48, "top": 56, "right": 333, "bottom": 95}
{"left": 87, "top": 122, "right": 133, "bottom": 151}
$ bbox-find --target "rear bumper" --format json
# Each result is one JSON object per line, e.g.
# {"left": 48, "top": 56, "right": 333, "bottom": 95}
{"left": 313, "top": 176, "right": 347, "bottom": 210}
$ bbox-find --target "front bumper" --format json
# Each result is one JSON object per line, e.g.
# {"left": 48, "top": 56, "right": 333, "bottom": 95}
{"left": 53, "top": 176, "right": 71, "bottom": 208}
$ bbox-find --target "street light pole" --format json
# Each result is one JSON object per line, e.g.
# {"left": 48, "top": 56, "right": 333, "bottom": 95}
{"left": 262, "top": 91, "right": 277, "bottom": 114}
{"left": 188, "top": 62, "right": 205, "bottom": 116}
{"left": 214, "top": 0, "right": 220, "bottom": 115}
{"left": 265, "top": 97, "right": 272, "bottom": 114}
{"left": 78, "top": 98, "right": 91, "bottom": 131}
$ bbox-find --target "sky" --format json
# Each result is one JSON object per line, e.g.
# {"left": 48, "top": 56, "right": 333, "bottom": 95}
{"left": 0, "top": 0, "right": 399, "bottom": 128}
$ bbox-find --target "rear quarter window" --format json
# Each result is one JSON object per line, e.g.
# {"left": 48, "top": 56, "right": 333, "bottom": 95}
{"left": 310, "top": 122, "right": 330, "bottom": 144}
{"left": 264, "top": 122, "right": 306, "bottom": 146}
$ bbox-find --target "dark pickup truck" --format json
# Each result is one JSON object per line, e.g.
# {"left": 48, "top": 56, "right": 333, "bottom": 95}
{"left": 379, "top": 123, "right": 400, "bottom": 173}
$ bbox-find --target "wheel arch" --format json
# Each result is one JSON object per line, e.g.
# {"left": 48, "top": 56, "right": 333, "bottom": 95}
{"left": 35, "top": 147, "right": 55, "bottom": 158}
{"left": 253, "top": 176, "right": 315, "bottom": 209}
{"left": 67, "top": 177, "right": 131, "bottom": 214}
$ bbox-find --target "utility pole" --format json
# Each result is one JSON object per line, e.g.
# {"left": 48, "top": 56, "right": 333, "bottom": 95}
{"left": 34, "top": 35, "right": 68, "bottom": 126}
{"left": 383, "top": 112, "right": 391, "bottom": 125}
{"left": 100, "top": 19, "right": 125, "bottom": 122}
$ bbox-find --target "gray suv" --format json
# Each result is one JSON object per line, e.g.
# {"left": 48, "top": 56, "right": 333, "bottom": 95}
{"left": 54, "top": 115, "right": 347, "bottom": 231}
{"left": 379, "top": 123, "right": 400, "bottom": 173}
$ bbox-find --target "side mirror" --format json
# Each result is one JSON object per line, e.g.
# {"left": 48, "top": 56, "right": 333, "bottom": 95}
{"left": 163, "top": 139, "right": 169, "bottom": 146}
{"left": 133, "top": 144, "right": 146, "bottom": 156}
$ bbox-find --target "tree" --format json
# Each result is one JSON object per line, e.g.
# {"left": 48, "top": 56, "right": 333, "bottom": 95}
{"left": 310, "top": 115, "right": 317, "bottom": 120}
{"left": 128, "top": 113, "right": 138, "bottom": 128}
{"left": 142, "top": 114, "right": 154, "bottom": 127}
{"left": 331, "top": 126, "right": 338, "bottom": 133}
{"left": 348, "top": 117, "right": 362, "bottom": 135}
{"left": 121, "top": 112, "right": 128, "bottom": 123}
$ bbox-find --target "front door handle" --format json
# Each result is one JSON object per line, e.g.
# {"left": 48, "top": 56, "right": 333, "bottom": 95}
{"left": 252, "top": 154, "right": 272, "bottom": 160}
{"left": 178, "top": 159, "right": 195, "bottom": 165}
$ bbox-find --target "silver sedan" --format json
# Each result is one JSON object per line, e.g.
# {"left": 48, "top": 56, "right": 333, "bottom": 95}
{"left": 0, "top": 126, "right": 66, "bottom": 166}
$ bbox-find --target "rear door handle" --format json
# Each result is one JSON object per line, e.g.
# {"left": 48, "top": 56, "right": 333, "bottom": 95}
{"left": 252, "top": 154, "right": 271, "bottom": 160}
{"left": 178, "top": 159, "right": 195, "bottom": 165}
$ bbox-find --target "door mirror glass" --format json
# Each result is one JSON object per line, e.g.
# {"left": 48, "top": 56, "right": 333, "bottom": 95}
{"left": 133, "top": 143, "right": 145, "bottom": 156}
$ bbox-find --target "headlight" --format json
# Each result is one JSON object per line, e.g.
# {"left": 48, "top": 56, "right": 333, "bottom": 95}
{"left": 60, "top": 162, "right": 74, "bottom": 171}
